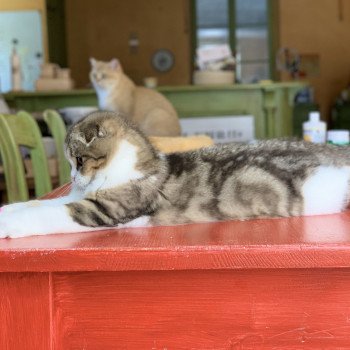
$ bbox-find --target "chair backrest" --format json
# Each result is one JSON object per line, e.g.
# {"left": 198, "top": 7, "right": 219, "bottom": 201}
{"left": 43, "top": 109, "right": 70, "bottom": 185}
{"left": 0, "top": 111, "right": 52, "bottom": 203}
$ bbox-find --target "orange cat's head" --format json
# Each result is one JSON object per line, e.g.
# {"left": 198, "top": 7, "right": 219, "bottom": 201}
{"left": 89, "top": 58, "right": 123, "bottom": 89}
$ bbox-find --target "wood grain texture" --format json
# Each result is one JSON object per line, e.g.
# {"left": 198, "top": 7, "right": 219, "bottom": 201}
{"left": 2, "top": 185, "right": 350, "bottom": 348}
{"left": 65, "top": 0, "right": 191, "bottom": 87}
{"left": 2, "top": 185, "right": 350, "bottom": 271}
{"left": 52, "top": 269, "right": 350, "bottom": 349}
{"left": 0, "top": 273, "right": 50, "bottom": 350}
{"left": 279, "top": 0, "right": 350, "bottom": 118}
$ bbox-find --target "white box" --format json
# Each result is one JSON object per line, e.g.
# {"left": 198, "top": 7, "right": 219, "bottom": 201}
{"left": 196, "top": 44, "right": 232, "bottom": 69}
{"left": 180, "top": 115, "right": 255, "bottom": 143}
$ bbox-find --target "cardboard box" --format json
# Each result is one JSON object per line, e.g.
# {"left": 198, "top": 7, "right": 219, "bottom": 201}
{"left": 35, "top": 78, "right": 74, "bottom": 91}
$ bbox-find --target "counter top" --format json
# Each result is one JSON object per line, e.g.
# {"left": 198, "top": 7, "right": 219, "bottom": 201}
{"left": 3, "top": 81, "right": 308, "bottom": 98}
{"left": 0, "top": 184, "right": 349, "bottom": 273}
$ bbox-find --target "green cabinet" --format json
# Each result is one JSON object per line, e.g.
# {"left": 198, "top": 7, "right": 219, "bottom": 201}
{"left": 4, "top": 82, "right": 308, "bottom": 139}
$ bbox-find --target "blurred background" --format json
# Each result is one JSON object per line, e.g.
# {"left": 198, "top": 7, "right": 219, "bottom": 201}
{"left": 1, "top": 0, "right": 350, "bottom": 120}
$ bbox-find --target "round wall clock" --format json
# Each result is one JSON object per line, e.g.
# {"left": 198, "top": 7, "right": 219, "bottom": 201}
{"left": 151, "top": 49, "right": 175, "bottom": 72}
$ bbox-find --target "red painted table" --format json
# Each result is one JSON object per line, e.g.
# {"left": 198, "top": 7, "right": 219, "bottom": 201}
{"left": 1, "top": 185, "right": 350, "bottom": 349}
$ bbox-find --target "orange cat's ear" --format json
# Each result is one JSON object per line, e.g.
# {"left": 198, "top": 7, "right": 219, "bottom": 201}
{"left": 90, "top": 57, "right": 97, "bottom": 67}
{"left": 109, "top": 58, "right": 122, "bottom": 71}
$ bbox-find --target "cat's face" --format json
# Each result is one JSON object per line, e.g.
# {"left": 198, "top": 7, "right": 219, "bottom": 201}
{"left": 65, "top": 112, "right": 123, "bottom": 188}
{"left": 89, "top": 58, "right": 122, "bottom": 90}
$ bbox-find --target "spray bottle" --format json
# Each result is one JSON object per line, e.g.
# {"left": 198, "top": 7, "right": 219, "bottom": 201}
{"left": 11, "top": 39, "right": 22, "bottom": 91}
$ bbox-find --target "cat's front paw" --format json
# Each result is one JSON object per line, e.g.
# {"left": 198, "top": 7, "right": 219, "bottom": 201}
{"left": 0, "top": 212, "right": 33, "bottom": 238}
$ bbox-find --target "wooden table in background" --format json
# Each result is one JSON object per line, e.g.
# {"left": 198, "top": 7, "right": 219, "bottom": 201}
{"left": 1, "top": 185, "right": 350, "bottom": 349}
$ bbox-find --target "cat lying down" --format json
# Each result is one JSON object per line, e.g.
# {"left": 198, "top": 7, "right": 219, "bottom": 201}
{"left": 0, "top": 111, "right": 350, "bottom": 238}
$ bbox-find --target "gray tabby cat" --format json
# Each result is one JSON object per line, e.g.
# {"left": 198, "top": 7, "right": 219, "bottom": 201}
{"left": 0, "top": 111, "right": 349, "bottom": 238}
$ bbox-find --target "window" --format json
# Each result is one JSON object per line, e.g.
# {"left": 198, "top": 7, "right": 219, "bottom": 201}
{"left": 194, "top": 0, "right": 272, "bottom": 83}
{"left": 0, "top": 11, "right": 43, "bottom": 92}
{"left": 196, "top": 0, "right": 229, "bottom": 48}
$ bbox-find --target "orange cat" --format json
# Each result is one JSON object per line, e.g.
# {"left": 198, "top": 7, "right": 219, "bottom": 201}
{"left": 90, "top": 58, "right": 181, "bottom": 136}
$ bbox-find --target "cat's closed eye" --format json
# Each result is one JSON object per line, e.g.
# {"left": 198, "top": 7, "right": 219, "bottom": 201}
{"left": 75, "top": 155, "right": 106, "bottom": 170}
{"left": 76, "top": 157, "right": 83, "bottom": 169}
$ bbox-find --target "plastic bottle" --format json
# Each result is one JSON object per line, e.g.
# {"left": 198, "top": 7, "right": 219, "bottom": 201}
{"left": 11, "top": 39, "right": 22, "bottom": 91}
{"left": 327, "top": 130, "right": 350, "bottom": 146}
{"left": 302, "top": 111, "right": 327, "bottom": 143}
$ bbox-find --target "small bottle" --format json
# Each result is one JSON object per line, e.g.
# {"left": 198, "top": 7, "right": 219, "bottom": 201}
{"left": 327, "top": 130, "right": 350, "bottom": 146}
{"left": 11, "top": 39, "right": 22, "bottom": 91}
{"left": 303, "top": 111, "right": 327, "bottom": 143}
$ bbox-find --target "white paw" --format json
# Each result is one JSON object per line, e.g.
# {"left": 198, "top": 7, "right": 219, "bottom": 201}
{"left": 118, "top": 216, "right": 150, "bottom": 228}
{"left": 0, "top": 212, "right": 33, "bottom": 238}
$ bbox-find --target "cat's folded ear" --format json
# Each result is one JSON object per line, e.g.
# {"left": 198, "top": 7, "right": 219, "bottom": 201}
{"left": 97, "top": 125, "right": 107, "bottom": 138}
{"left": 109, "top": 58, "right": 122, "bottom": 71}
{"left": 97, "top": 121, "right": 114, "bottom": 138}
{"left": 90, "top": 57, "right": 97, "bottom": 67}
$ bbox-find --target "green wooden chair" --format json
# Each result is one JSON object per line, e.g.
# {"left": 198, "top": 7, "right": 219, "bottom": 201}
{"left": 43, "top": 109, "right": 70, "bottom": 185}
{"left": 0, "top": 111, "right": 52, "bottom": 203}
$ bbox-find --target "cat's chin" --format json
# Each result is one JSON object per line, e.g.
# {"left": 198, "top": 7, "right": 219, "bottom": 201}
{"left": 72, "top": 173, "right": 93, "bottom": 188}
{"left": 71, "top": 180, "right": 88, "bottom": 193}
{"left": 73, "top": 176, "right": 107, "bottom": 194}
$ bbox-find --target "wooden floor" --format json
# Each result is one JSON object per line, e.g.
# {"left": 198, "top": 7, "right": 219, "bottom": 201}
{"left": 1, "top": 185, "right": 350, "bottom": 349}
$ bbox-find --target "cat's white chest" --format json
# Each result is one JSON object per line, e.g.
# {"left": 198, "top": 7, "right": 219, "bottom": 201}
{"left": 94, "top": 85, "right": 110, "bottom": 110}
{"left": 86, "top": 140, "right": 144, "bottom": 193}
